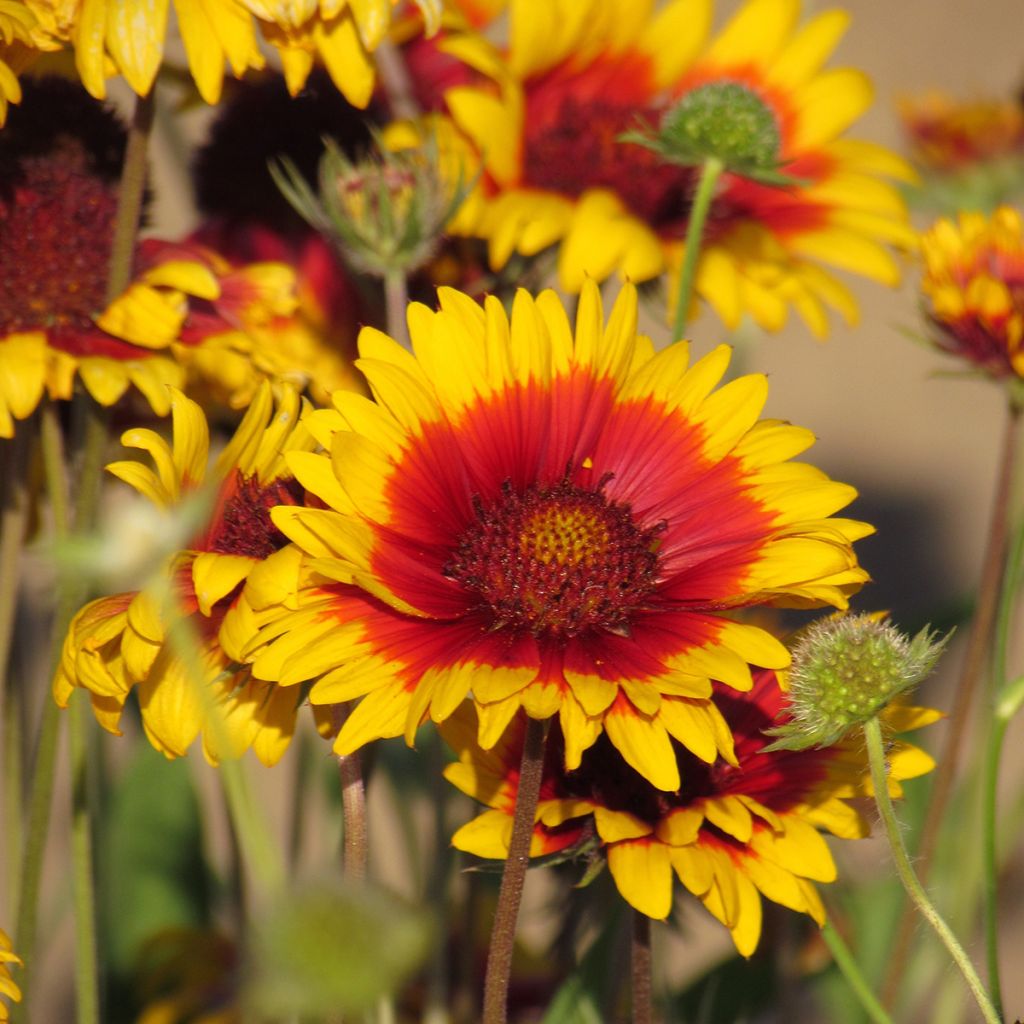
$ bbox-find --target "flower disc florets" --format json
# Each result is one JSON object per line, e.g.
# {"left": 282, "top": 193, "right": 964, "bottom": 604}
{"left": 444, "top": 477, "right": 663, "bottom": 640}
{"left": 764, "top": 614, "right": 949, "bottom": 751}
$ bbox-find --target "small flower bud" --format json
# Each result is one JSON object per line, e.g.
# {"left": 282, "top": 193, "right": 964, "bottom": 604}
{"left": 621, "top": 81, "right": 798, "bottom": 185}
{"left": 271, "top": 134, "right": 469, "bottom": 279}
{"left": 763, "top": 614, "right": 950, "bottom": 751}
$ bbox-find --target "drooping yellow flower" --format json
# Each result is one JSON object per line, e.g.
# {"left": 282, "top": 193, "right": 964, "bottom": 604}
{"left": 20, "top": 0, "right": 441, "bottom": 105}
{"left": 919, "top": 206, "right": 1024, "bottom": 381}
{"left": 54, "top": 383, "right": 315, "bottom": 765}
{"left": 442, "top": 670, "right": 938, "bottom": 955}
{"left": 414, "top": 0, "right": 916, "bottom": 337}
{"left": 0, "top": 929, "right": 21, "bottom": 1023}
{"left": 900, "top": 91, "right": 1024, "bottom": 174}
{"left": 239, "top": 281, "right": 870, "bottom": 791}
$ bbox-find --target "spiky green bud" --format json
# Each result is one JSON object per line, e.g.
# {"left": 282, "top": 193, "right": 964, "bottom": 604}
{"left": 763, "top": 614, "right": 950, "bottom": 751}
{"left": 621, "top": 81, "right": 800, "bottom": 186}
{"left": 271, "top": 133, "right": 468, "bottom": 279}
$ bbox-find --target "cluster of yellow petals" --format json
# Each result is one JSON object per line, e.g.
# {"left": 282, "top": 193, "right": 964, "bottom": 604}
{"left": 0, "top": 930, "right": 21, "bottom": 1023}
{"left": 919, "top": 205, "right": 1024, "bottom": 378}
{"left": 1, "top": 0, "right": 442, "bottom": 111}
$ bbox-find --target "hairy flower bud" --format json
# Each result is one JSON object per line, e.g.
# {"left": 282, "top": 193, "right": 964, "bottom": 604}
{"left": 763, "top": 614, "right": 950, "bottom": 751}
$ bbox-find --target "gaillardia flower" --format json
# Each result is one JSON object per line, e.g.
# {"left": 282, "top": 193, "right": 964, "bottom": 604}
{"left": 919, "top": 206, "right": 1024, "bottom": 382}
{"left": 19, "top": 0, "right": 441, "bottom": 105}
{"left": 442, "top": 670, "right": 939, "bottom": 954}
{"left": 0, "top": 929, "right": 21, "bottom": 1023}
{"left": 54, "top": 383, "right": 314, "bottom": 765}
{"left": 0, "top": 79, "right": 304, "bottom": 436}
{"left": 418, "top": 0, "right": 916, "bottom": 336}
{"left": 241, "top": 281, "right": 870, "bottom": 789}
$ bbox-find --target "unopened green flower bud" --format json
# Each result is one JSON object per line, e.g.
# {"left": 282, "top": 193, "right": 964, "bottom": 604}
{"left": 271, "top": 134, "right": 468, "bottom": 279}
{"left": 621, "top": 81, "right": 799, "bottom": 186}
{"left": 763, "top": 614, "right": 950, "bottom": 751}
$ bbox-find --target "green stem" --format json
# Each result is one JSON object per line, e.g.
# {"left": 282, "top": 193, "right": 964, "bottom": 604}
{"left": 106, "top": 91, "right": 155, "bottom": 302}
{"left": 482, "top": 718, "right": 549, "bottom": 1024}
{"left": 671, "top": 156, "right": 724, "bottom": 342}
{"left": 864, "top": 716, "right": 1001, "bottom": 1024}
{"left": 0, "top": 427, "right": 32, "bottom": 904}
{"left": 384, "top": 269, "right": 410, "bottom": 350}
{"left": 70, "top": 693, "right": 100, "bottom": 1024}
{"left": 821, "top": 922, "right": 894, "bottom": 1024}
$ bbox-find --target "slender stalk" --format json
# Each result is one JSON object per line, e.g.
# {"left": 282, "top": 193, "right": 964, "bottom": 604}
{"left": 374, "top": 38, "right": 419, "bottom": 121}
{"left": 384, "top": 270, "right": 410, "bottom": 350}
{"left": 864, "top": 716, "right": 1001, "bottom": 1024}
{"left": 106, "top": 91, "right": 155, "bottom": 302}
{"left": 327, "top": 705, "right": 368, "bottom": 881}
{"left": 671, "top": 156, "right": 724, "bottom": 342}
{"left": 821, "top": 922, "right": 895, "bottom": 1024}
{"left": 69, "top": 693, "right": 100, "bottom": 1024}
{"left": 883, "top": 402, "right": 1021, "bottom": 1004}
{"left": 0, "top": 427, "right": 32, "bottom": 902}
{"left": 978, "top": 506, "right": 1024, "bottom": 1019}
{"left": 631, "top": 910, "right": 653, "bottom": 1024}
{"left": 482, "top": 717, "right": 549, "bottom": 1024}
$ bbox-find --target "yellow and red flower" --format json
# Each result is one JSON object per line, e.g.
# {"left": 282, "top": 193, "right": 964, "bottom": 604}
{"left": 919, "top": 206, "right": 1024, "bottom": 380}
{"left": 900, "top": 91, "right": 1024, "bottom": 174}
{"left": 0, "top": 80, "right": 309, "bottom": 435}
{"left": 240, "top": 281, "right": 869, "bottom": 789}
{"left": 414, "top": 0, "right": 916, "bottom": 337}
{"left": 442, "top": 668, "right": 938, "bottom": 955}
{"left": 54, "top": 383, "right": 315, "bottom": 765}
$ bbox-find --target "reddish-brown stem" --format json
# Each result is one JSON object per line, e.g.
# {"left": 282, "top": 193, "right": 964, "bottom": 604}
{"left": 882, "top": 401, "right": 1022, "bottom": 1005}
{"left": 330, "top": 704, "right": 367, "bottom": 880}
{"left": 482, "top": 717, "right": 549, "bottom": 1024}
{"left": 632, "top": 910, "right": 653, "bottom": 1024}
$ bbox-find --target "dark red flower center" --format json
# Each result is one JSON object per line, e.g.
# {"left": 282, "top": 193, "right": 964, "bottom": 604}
{"left": 198, "top": 471, "right": 303, "bottom": 560}
{"left": 522, "top": 95, "right": 697, "bottom": 235}
{"left": 0, "top": 139, "right": 118, "bottom": 345}
{"left": 444, "top": 477, "right": 663, "bottom": 640}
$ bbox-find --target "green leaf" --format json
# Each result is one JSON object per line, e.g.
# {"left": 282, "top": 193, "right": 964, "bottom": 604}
{"left": 243, "top": 878, "right": 433, "bottom": 1017}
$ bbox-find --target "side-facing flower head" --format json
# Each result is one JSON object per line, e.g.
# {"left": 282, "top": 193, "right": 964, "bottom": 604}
{"left": 408, "top": 0, "right": 916, "bottom": 337}
{"left": 239, "top": 280, "right": 871, "bottom": 791}
{"left": 763, "top": 613, "right": 948, "bottom": 751}
{"left": 442, "top": 669, "right": 939, "bottom": 955}
{"left": 54, "top": 383, "right": 315, "bottom": 765}
{"left": 0, "top": 929, "right": 21, "bottom": 1023}
{"left": 919, "top": 206, "right": 1024, "bottom": 389}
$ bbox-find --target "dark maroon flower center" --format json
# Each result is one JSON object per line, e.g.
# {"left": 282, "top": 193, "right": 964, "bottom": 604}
{"left": 522, "top": 96, "right": 697, "bottom": 235}
{"left": 0, "top": 141, "right": 117, "bottom": 343}
{"left": 445, "top": 477, "right": 663, "bottom": 640}
{"left": 202, "top": 472, "right": 303, "bottom": 560}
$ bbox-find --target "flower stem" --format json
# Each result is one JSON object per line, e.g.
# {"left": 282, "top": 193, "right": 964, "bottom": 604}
{"left": 882, "top": 401, "right": 1021, "bottom": 1005}
{"left": 0, "top": 426, "right": 32, "bottom": 902}
{"left": 384, "top": 269, "right": 411, "bottom": 350}
{"left": 864, "top": 716, "right": 1001, "bottom": 1024}
{"left": 821, "top": 921, "right": 894, "bottom": 1024}
{"left": 671, "top": 155, "right": 723, "bottom": 342}
{"left": 482, "top": 717, "right": 549, "bottom": 1024}
{"left": 106, "top": 91, "right": 155, "bottom": 302}
{"left": 631, "top": 910, "right": 653, "bottom": 1024}
{"left": 330, "top": 704, "right": 368, "bottom": 880}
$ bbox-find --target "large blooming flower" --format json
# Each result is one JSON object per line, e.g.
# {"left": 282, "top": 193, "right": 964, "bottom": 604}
{"left": 417, "top": 0, "right": 916, "bottom": 337}
{"left": 239, "top": 281, "right": 869, "bottom": 789}
{"left": 919, "top": 206, "right": 1024, "bottom": 381}
{"left": 442, "top": 669, "right": 938, "bottom": 955}
{"left": 18, "top": 0, "right": 441, "bottom": 104}
{"left": 0, "top": 80, "right": 305, "bottom": 436}
{"left": 0, "top": 929, "right": 20, "bottom": 1023}
{"left": 53, "top": 383, "right": 315, "bottom": 765}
